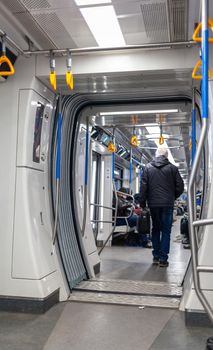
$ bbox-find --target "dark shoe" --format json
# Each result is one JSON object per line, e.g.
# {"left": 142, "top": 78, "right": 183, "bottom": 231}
{"left": 206, "top": 336, "right": 213, "bottom": 349}
{"left": 159, "top": 260, "right": 169, "bottom": 267}
{"left": 183, "top": 244, "right": 190, "bottom": 249}
{"left": 152, "top": 257, "right": 159, "bottom": 265}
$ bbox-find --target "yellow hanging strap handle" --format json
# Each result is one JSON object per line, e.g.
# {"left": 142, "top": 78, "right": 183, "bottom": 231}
{"left": 0, "top": 35, "right": 15, "bottom": 77}
{"left": 130, "top": 135, "right": 139, "bottom": 147}
{"left": 49, "top": 52, "right": 56, "bottom": 91}
{"left": 159, "top": 124, "right": 164, "bottom": 145}
{"left": 192, "top": 59, "right": 212, "bottom": 80}
{"left": 66, "top": 50, "right": 74, "bottom": 90}
{"left": 108, "top": 142, "right": 116, "bottom": 153}
{"left": 192, "top": 19, "right": 213, "bottom": 43}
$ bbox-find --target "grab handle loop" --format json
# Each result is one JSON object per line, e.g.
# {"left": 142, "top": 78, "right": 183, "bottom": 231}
{"left": 66, "top": 50, "right": 74, "bottom": 90}
{"left": 159, "top": 135, "right": 164, "bottom": 145}
{"left": 49, "top": 52, "right": 56, "bottom": 90}
{"left": 0, "top": 35, "right": 15, "bottom": 77}
{"left": 192, "top": 59, "right": 212, "bottom": 80}
{"left": 130, "top": 135, "right": 139, "bottom": 147}
{"left": 107, "top": 142, "right": 116, "bottom": 153}
{"left": 192, "top": 19, "right": 213, "bottom": 43}
{"left": 66, "top": 71, "right": 74, "bottom": 90}
{"left": 159, "top": 124, "right": 164, "bottom": 145}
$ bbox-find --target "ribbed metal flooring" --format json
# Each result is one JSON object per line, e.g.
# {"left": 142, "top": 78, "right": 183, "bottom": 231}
{"left": 69, "top": 279, "right": 182, "bottom": 309}
{"left": 73, "top": 279, "right": 182, "bottom": 297}
{"left": 69, "top": 291, "right": 180, "bottom": 309}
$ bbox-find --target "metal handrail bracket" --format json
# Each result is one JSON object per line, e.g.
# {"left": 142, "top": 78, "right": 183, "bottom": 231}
{"left": 193, "top": 218, "right": 213, "bottom": 227}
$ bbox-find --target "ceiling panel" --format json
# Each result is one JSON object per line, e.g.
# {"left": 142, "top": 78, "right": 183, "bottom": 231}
{"left": 1, "top": 0, "right": 199, "bottom": 50}
{"left": 118, "top": 14, "right": 146, "bottom": 34}
{"left": 32, "top": 11, "right": 77, "bottom": 48}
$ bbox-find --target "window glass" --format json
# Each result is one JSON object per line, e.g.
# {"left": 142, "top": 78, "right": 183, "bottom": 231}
{"left": 33, "top": 102, "right": 45, "bottom": 163}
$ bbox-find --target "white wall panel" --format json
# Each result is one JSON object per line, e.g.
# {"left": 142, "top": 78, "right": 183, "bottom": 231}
{"left": 12, "top": 168, "right": 56, "bottom": 279}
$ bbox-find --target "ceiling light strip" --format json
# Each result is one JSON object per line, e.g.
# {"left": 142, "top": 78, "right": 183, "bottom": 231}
{"left": 100, "top": 109, "right": 178, "bottom": 116}
{"left": 80, "top": 5, "right": 125, "bottom": 47}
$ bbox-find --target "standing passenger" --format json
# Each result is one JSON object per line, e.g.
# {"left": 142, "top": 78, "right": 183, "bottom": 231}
{"left": 140, "top": 146, "right": 184, "bottom": 267}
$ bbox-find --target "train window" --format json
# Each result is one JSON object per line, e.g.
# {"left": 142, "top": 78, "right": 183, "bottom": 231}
{"left": 90, "top": 151, "right": 101, "bottom": 238}
{"left": 114, "top": 166, "right": 123, "bottom": 190}
{"left": 33, "top": 102, "right": 45, "bottom": 163}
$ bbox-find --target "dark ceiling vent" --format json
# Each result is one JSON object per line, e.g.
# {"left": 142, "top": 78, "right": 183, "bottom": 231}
{"left": 20, "top": 0, "right": 51, "bottom": 10}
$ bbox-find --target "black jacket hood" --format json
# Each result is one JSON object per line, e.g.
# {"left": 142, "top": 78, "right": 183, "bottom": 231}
{"left": 151, "top": 155, "right": 170, "bottom": 168}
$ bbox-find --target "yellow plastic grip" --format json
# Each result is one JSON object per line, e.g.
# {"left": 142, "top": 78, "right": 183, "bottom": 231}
{"left": 66, "top": 71, "right": 74, "bottom": 90}
{"left": 130, "top": 135, "right": 139, "bottom": 147}
{"left": 192, "top": 19, "right": 213, "bottom": 43}
{"left": 107, "top": 142, "right": 116, "bottom": 153}
{"left": 159, "top": 135, "right": 164, "bottom": 145}
{"left": 0, "top": 55, "right": 15, "bottom": 76}
{"left": 192, "top": 59, "right": 212, "bottom": 80}
{"left": 49, "top": 71, "right": 56, "bottom": 90}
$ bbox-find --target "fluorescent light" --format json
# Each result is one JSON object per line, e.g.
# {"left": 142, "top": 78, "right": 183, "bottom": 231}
{"left": 99, "top": 109, "right": 178, "bottom": 116}
{"left": 145, "top": 134, "right": 169, "bottom": 139}
{"left": 76, "top": 0, "right": 111, "bottom": 5}
{"left": 80, "top": 5, "right": 125, "bottom": 47}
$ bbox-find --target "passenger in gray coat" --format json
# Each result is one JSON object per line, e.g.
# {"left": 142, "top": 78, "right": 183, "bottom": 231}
{"left": 140, "top": 146, "right": 184, "bottom": 267}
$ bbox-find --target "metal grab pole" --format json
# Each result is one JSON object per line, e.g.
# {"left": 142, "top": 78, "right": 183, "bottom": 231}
{"left": 98, "top": 132, "right": 117, "bottom": 255}
{"left": 98, "top": 181, "right": 118, "bottom": 255}
{"left": 82, "top": 118, "right": 89, "bottom": 237}
{"left": 53, "top": 95, "right": 62, "bottom": 244}
{"left": 188, "top": 0, "right": 213, "bottom": 325}
{"left": 191, "top": 88, "right": 197, "bottom": 164}
{"left": 191, "top": 88, "right": 197, "bottom": 232}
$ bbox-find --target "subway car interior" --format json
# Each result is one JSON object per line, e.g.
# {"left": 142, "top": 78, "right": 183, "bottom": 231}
{"left": 0, "top": 0, "right": 213, "bottom": 349}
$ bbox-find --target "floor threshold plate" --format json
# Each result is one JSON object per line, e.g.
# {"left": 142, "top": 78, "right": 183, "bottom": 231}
{"left": 69, "top": 291, "right": 180, "bottom": 309}
{"left": 73, "top": 279, "right": 182, "bottom": 297}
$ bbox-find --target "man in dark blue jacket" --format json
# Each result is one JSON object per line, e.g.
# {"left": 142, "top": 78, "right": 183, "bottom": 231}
{"left": 140, "top": 146, "right": 184, "bottom": 267}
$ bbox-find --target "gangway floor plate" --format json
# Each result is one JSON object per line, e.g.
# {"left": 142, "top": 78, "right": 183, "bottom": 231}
{"left": 73, "top": 279, "right": 182, "bottom": 297}
{"left": 68, "top": 291, "right": 180, "bottom": 309}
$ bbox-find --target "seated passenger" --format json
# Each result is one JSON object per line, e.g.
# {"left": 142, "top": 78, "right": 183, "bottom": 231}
{"left": 113, "top": 187, "right": 152, "bottom": 248}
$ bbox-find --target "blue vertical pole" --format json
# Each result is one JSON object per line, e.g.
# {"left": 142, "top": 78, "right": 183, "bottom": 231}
{"left": 112, "top": 131, "right": 115, "bottom": 181}
{"left": 56, "top": 97, "right": 62, "bottom": 180}
{"left": 191, "top": 89, "right": 196, "bottom": 164}
{"left": 112, "top": 152, "right": 115, "bottom": 181}
{"left": 53, "top": 94, "right": 62, "bottom": 244}
{"left": 201, "top": 0, "right": 209, "bottom": 119}
{"left": 129, "top": 148, "right": 132, "bottom": 191}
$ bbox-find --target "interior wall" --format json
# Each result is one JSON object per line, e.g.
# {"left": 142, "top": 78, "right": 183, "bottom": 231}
{"left": 0, "top": 55, "right": 68, "bottom": 300}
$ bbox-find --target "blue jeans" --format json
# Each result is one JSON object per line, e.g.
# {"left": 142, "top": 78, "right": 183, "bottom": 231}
{"left": 150, "top": 207, "right": 173, "bottom": 262}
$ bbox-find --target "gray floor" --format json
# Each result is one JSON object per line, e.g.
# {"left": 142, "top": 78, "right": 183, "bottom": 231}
{"left": 0, "top": 218, "right": 212, "bottom": 349}
{"left": 1, "top": 302, "right": 212, "bottom": 350}
{"left": 98, "top": 218, "right": 190, "bottom": 284}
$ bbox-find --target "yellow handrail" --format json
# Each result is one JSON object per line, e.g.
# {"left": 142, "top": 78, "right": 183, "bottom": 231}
{"left": 66, "top": 71, "right": 74, "bottom": 90}
{"left": 49, "top": 71, "right": 56, "bottom": 90}
{"left": 192, "top": 59, "right": 212, "bottom": 80}
{"left": 192, "top": 18, "right": 213, "bottom": 43}
{"left": 159, "top": 135, "right": 164, "bottom": 145}
{"left": 0, "top": 55, "right": 15, "bottom": 76}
